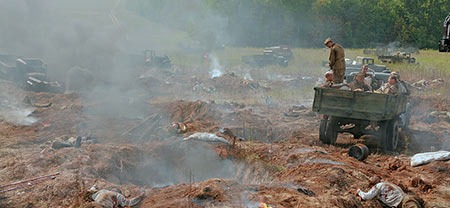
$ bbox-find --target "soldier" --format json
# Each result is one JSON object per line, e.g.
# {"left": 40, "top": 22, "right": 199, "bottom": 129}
{"left": 376, "top": 74, "right": 400, "bottom": 94}
{"left": 324, "top": 38, "right": 346, "bottom": 84}
{"left": 320, "top": 70, "right": 347, "bottom": 89}
{"left": 348, "top": 72, "right": 372, "bottom": 92}
{"left": 390, "top": 71, "right": 409, "bottom": 94}
{"left": 320, "top": 70, "right": 334, "bottom": 88}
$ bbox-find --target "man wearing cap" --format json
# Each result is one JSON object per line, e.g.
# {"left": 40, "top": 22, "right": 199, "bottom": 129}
{"left": 324, "top": 38, "right": 346, "bottom": 84}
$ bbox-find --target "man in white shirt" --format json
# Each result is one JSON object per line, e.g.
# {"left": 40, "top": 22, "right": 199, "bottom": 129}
{"left": 357, "top": 176, "right": 423, "bottom": 208}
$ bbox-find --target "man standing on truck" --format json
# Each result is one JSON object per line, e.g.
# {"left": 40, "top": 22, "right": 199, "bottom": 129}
{"left": 324, "top": 38, "right": 346, "bottom": 84}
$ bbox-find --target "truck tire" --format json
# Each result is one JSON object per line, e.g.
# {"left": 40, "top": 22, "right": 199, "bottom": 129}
{"left": 381, "top": 119, "right": 399, "bottom": 152}
{"left": 323, "top": 117, "right": 338, "bottom": 144}
{"left": 319, "top": 119, "right": 327, "bottom": 143}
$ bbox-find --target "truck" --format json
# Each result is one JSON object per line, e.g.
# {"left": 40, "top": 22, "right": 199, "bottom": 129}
{"left": 347, "top": 56, "right": 390, "bottom": 72}
{"left": 264, "top": 45, "right": 293, "bottom": 60}
{"left": 0, "top": 55, "right": 62, "bottom": 93}
{"left": 378, "top": 52, "right": 416, "bottom": 64}
{"left": 438, "top": 15, "right": 450, "bottom": 52}
{"left": 312, "top": 87, "right": 410, "bottom": 152}
{"left": 242, "top": 47, "right": 289, "bottom": 68}
{"left": 143, "top": 50, "right": 171, "bottom": 68}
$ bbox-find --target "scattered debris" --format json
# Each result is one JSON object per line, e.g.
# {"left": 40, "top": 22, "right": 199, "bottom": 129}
{"left": 0, "top": 172, "right": 60, "bottom": 194}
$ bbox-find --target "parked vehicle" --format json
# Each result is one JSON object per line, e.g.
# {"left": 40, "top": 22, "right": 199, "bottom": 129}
{"left": 312, "top": 87, "right": 410, "bottom": 152}
{"left": 438, "top": 15, "right": 450, "bottom": 52}
{"left": 264, "top": 45, "right": 293, "bottom": 60}
{"left": 378, "top": 52, "right": 416, "bottom": 64}
{"left": 144, "top": 50, "right": 172, "bottom": 68}
{"left": 348, "top": 56, "right": 390, "bottom": 73}
{"left": 242, "top": 54, "right": 288, "bottom": 68}
{"left": 0, "top": 55, "right": 62, "bottom": 93}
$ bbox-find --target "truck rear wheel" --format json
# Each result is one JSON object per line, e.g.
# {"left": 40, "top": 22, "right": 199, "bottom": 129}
{"left": 381, "top": 119, "right": 399, "bottom": 152}
{"left": 319, "top": 119, "right": 327, "bottom": 143}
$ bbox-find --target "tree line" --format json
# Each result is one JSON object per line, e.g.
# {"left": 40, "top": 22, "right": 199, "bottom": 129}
{"left": 127, "top": 0, "right": 450, "bottom": 49}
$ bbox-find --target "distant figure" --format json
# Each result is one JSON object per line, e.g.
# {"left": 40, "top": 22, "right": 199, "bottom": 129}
{"left": 357, "top": 176, "right": 424, "bottom": 208}
{"left": 348, "top": 72, "right": 372, "bottom": 92}
{"left": 88, "top": 186, "right": 145, "bottom": 208}
{"left": 324, "top": 38, "right": 346, "bottom": 84}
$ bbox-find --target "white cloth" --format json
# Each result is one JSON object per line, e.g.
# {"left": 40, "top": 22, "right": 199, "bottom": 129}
{"left": 183, "top": 132, "right": 230, "bottom": 144}
{"left": 410, "top": 151, "right": 450, "bottom": 167}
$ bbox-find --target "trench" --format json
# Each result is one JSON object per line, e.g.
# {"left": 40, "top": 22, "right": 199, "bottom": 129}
{"left": 96, "top": 140, "right": 272, "bottom": 188}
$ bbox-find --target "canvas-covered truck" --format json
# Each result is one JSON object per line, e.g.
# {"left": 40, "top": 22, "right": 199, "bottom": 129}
{"left": 312, "top": 87, "right": 410, "bottom": 152}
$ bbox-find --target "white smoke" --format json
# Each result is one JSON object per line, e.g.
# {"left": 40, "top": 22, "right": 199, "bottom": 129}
{"left": 208, "top": 53, "right": 223, "bottom": 78}
{"left": 0, "top": 100, "right": 37, "bottom": 126}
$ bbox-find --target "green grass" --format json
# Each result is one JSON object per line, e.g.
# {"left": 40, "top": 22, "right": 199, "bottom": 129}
{"left": 167, "top": 47, "right": 450, "bottom": 101}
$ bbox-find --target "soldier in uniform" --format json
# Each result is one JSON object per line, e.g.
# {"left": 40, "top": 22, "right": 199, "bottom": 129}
{"left": 348, "top": 72, "right": 372, "bottom": 92}
{"left": 376, "top": 75, "right": 400, "bottom": 94}
{"left": 324, "top": 38, "right": 346, "bottom": 84}
{"left": 320, "top": 70, "right": 347, "bottom": 89}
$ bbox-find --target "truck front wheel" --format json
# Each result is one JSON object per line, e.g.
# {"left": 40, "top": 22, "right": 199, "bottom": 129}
{"left": 321, "top": 117, "right": 338, "bottom": 145}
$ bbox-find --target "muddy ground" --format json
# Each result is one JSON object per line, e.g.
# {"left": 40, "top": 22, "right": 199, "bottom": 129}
{"left": 0, "top": 64, "right": 449, "bottom": 208}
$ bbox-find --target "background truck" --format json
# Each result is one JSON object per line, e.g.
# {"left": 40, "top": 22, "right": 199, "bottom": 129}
{"left": 242, "top": 46, "right": 290, "bottom": 68}
{"left": 144, "top": 50, "right": 172, "bottom": 68}
{"left": 439, "top": 15, "right": 450, "bottom": 52}
{"left": 0, "top": 55, "right": 62, "bottom": 93}
{"left": 378, "top": 52, "right": 416, "bottom": 64}
{"left": 312, "top": 87, "right": 410, "bottom": 152}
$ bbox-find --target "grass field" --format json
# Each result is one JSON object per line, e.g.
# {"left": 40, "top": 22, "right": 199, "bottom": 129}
{"left": 166, "top": 47, "right": 450, "bottom": 100}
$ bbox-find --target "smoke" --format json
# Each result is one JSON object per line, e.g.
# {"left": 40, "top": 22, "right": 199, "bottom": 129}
{"left": 0, "top": 93, "right": 37, "bottom": 126}
{"left": 208, "top": 54, "right": 223, "bottom": 78}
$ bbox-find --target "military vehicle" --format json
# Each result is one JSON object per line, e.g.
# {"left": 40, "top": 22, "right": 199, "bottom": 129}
{"left": 378, "top": 52, "right": 416, "bottom": 64}
{"left": 438, "top": 15, "right": 450, "bottom": 52}
{"left": 242, "top": 47, "right": 289, "bottom": 67}
{"left": 264, "top": 45, "right": 293, "bottom": 60}
{"left": 312, "top": 87, "right": 410, "bottom": 152}
{"left": 347, "top": 56, "right": 390, "bottom": 72}
{"left": 144, "top": 50, "right": 171, "bottom": 68}
{"left": 0, "top": 55, "right": 62, "bottom": 93}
